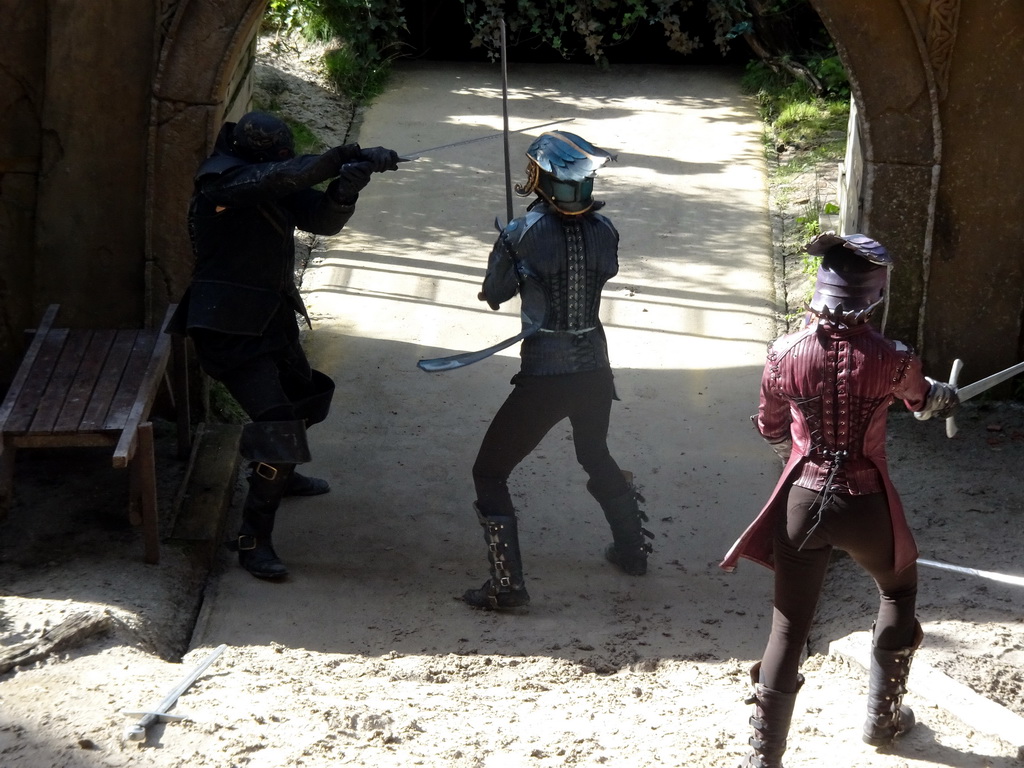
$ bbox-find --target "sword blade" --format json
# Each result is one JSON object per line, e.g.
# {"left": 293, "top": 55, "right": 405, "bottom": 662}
{"left": 956, "top": 359, "right": 1024, "bottom": 402}
{"left": 417, "top": 315, "right": 543, "bottom": 372}
{"left": 918, "top": 558, "right": 1024, "bottom": 587}
{"left": 499, "top": 17, "right": 514, "bottom": 225}
{"left": 417, "top": 331, "right": 526, "bottom": 372}
{"left": 397, "top": 118, "right": 574, "bottom": 161}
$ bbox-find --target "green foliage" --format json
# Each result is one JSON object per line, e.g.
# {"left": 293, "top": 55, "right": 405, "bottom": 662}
{"left": 285, "top": 118, "right": 323, "bottom": 154}
{"left": 263, "top": 1, "right": 406, "bottom": 105}
{"left": 460, "top": 0, "right": 746, "bottom": 66}
{"left": 808, "top": 55, "right": 850, "bottom": 98}
{"left": 209, "top": 381, "right": 249, "bottom": 425}
{"left": 324, "top": 46, "right": 393, "bottom": 105}
{"left": 742, "top": 59, "right": 848, "bottom": 151}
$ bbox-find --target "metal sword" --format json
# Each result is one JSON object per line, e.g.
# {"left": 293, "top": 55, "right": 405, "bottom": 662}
{"left": 925, "top": 358, "right": 1024, "bottom": 437}
{"left": 396, "top": 117, "right": 574, "bottom": 162}
{"left": 499, "top": 16, "right": 514, "bottom": 225}
{"left": 123, "top": 644, "right": 227, "bottom": 741}
{"left": 918, "top": 558, "right": 1024, "bottom": 587}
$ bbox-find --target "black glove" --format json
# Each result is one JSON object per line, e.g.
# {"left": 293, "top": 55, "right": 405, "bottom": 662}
{"left": 323, "top": 143, "right": 363, "bottom": 168}
{"left": 328, "top": 162, "right": 373, "bottom": 204}
{"left": 360, "top": 146, "right": 400, "bottom": 173}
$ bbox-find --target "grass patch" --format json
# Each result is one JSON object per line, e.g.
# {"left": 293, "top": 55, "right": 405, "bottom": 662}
{"left": 742, "top": 61, "right": 849, "bottom": 153}
{"left": 323, "top": 45, "right": 392, "bottom": 106}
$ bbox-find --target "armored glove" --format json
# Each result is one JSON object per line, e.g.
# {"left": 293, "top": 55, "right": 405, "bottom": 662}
{"left": 359, "top": 146, "right": 400, "bottom": 172}
{"left": 914, "top": 377, "right": 960, "bottom": 420}
{"left": 328, "top": 162, "right": 373, "bottom": 204}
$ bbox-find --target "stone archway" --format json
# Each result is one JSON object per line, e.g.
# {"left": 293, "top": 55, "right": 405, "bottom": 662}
{"left": 145, "top": 0, "right": 269, "bottom": 325}
{"left": 1, "top": 0, "right": 1020, "bottom": 380}
{"left": 814, "top": 0, "right": 1024, "bottom": 375}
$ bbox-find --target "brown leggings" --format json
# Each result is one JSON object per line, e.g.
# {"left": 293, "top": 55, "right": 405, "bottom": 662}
{"left": 759, "top": 485, "right": 918, "bottom": 693}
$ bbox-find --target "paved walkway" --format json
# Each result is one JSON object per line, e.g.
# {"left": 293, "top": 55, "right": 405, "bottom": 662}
{"left": 195, "top": 61, "right": 778, "bottom": 660}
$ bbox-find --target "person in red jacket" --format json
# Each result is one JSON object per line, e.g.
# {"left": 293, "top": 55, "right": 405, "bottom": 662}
{"left": 721, "top": 233, "right": 958, "bottom": 767}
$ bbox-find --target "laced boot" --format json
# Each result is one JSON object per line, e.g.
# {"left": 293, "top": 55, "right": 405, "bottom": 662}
{"left": 738, "top": 662, "right": 803, "bottom": 768}
{"left": 230, "top": 462, "right": 293, "bottom": 580}
{"left": 863, "top": 621, "right": 924, "bottom": 747}
{"left": 589, "top": 474, "right": 653, "bottom": 575}
{"left": 463, "top": 504, "right": 530, "bottom": 609}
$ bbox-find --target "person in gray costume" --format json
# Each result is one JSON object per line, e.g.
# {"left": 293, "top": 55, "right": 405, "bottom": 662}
{"left": 464, "top": 131, "right": 653, "bottom": 610}
{"left": 168, "top": 111, "right": 398, "bottom": 580}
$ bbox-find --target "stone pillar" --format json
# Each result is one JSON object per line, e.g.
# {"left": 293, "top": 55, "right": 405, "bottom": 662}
{"left": 32, "top": 0, "right": 157, "bottom": 329}
{"left": 0, "top": 0, "right": 47, "bottom": 378}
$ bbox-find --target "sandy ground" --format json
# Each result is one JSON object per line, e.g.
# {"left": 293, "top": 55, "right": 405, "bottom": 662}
{"left": 1, "top": 38, "right": 1022, "bottom": 768}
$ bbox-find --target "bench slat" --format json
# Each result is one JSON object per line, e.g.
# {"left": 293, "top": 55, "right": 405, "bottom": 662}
{"left": 0, "top": 305, "right": 61, "bottom": 431}
{"left": 112, "top": 331, "right": 172, "bottom": 467}
{"left": 54, "top": 330, "right": 117, "bottom": 433}
{"left": 78, "top": 330, "right": 137, "bottom": 431}
{"left": 4, "top": 328, "right": 69, "bottom": 434}
{"left": 105, "top": 332, "right": 156, "bottom": 431}
{"left": 30, "top": 330, "right": 92, "bottom": 434}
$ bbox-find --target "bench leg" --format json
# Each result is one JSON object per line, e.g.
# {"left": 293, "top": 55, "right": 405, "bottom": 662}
{"left": 0, "top": 443, "right": 15, "bottom": 521}
{"left": 171, "top": 334, "right": 192, "bottom": 461}
{"left": 130, "top": 422, "right": 160, "bottom": 564}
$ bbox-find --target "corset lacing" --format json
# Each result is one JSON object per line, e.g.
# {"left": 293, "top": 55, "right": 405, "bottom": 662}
{"left": 800, "top": 448, "right": 848, "bottom": 550}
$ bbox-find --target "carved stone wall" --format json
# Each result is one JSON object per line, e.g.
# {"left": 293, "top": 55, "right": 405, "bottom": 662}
{"left": 146, "top": 0, "right": 267, "bottom": 323}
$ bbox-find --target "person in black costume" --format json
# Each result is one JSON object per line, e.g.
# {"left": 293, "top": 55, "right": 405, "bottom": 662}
{"left": 168, "top": 111, "right": 398, "bottom": 579}
{"left": 464, "top": 131, "right": 653, "bottom": 610}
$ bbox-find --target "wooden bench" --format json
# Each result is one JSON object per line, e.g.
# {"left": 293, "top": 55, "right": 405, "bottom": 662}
{"left": 0, "top": 304, "right": 190, "bottom": 563}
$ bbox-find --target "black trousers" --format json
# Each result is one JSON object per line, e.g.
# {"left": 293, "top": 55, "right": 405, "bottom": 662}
{"left": 472, "top": 368, "right": 629, "bottom": 517}
{"left": 189, "top": 319, "right": 323, "bottom": 423}
{"left": 759, "top": 485, "right": 918, "bottom": 693}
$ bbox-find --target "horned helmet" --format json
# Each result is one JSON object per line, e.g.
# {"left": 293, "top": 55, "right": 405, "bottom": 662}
{"left": 806, "top": 232, "right": 893, "bottom": 325}
{"left": 515, "top": 131, "right": 615, "bottom": 215}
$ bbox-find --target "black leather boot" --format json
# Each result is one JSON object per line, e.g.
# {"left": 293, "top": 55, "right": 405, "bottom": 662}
{"left": 463, "top": 504, "right": 530, "bottom": 609}
{"left": 231, "top": 462, "right": 294, "bottom": 580}
{"left": 284, "top": 471, "right": 330, "bottom": 496}
{"left": 863, "top": 621, "right": 923, "bottom": 747}
{"left": 738, "top": 662, "right": 803, "bottom": 768}
{"left": 590, "top": 476, "right": 653, "bottom": 575}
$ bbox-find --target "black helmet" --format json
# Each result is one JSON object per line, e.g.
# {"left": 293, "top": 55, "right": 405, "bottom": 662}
{"left": 230, "top": 111, "right": 295, "bottom": 163}
{"left": 515, "top": 131, "right": 615, "bottom": 215}
{"left": 806, "top": 232, "right": 892, "bottom": 325}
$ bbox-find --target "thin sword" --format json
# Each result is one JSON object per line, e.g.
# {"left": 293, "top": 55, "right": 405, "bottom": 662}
{"left": 918, "top": 558, "right": 1024, "bottom": 588}
{"left": 123, "top": 644, "right": 227, "bottom": 741}
{"left": 500, "top": 17, "right": 514, "bottom": 225}
{"left": 396, "top": 118, "right": 573, "bottom": 161}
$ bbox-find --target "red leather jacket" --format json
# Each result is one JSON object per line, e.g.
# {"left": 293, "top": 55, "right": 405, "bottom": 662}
{"left": 721, "top": 320, "right": 931, "bottom": 574}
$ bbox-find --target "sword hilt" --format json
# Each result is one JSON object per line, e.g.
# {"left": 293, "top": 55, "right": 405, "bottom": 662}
{"left": 945, "top": 358, "right": 963, "bottom": 438}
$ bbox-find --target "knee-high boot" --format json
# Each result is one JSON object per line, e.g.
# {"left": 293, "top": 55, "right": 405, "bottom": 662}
{"left": 232, "top": 461, "right": 294, "bottom": 579}
{"left": 863, "top": 621, "right": 923, "bottom": 747}
{"left": 463, "top": 504, "right": 530, "bottom": 609}
{"left": 589, "top": 474, "right": 653, "bottom": 576}
{"left": 738, "top": 663, "right": 804, "bottom": 768}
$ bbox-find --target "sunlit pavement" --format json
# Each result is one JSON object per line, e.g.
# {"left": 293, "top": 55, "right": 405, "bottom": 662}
{"left": 196, "top": 61, "right": 779, "bottom": 661}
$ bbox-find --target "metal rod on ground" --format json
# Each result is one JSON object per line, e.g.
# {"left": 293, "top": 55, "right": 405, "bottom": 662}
{"left": 123, "top": 644, "right": 227, "bottom": 742}
{"left": 500, "top": 17, "right": 514, "bottom": 225}
{"left": 918, "top": 558, "right": 1024, "bottom": 587}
